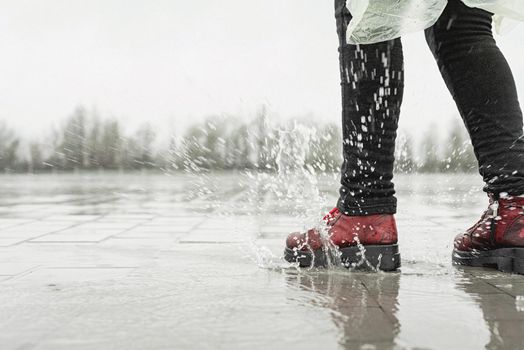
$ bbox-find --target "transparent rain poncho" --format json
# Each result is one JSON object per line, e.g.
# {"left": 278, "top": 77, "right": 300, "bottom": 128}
{"left": 346, "top": 0, "right": 524, "bottom": 44}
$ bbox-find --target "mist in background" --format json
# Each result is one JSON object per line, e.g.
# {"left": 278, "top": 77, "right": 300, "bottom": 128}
{"left": 0, "top": 0, "right": 523, "bottom": 172}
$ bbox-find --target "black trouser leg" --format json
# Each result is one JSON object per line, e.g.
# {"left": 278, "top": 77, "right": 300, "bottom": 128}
{"left": 335, "top": 0, "right": 404, "bottom": 215}
{"left": 425, "top": 0, "right": 524, "bottom": 196}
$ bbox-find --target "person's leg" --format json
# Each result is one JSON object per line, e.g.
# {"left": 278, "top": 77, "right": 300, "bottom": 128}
{"left": 425, "top": 0, "right": 524, "bottom": 196}
{"left": 282, "top": 1, "right": 403, "bottom": 271}
{"left": 425, "top": 0, "right": 524, "bottom": 274}
{"left": 335, "top": 0, "right": 405, "bottom": 216}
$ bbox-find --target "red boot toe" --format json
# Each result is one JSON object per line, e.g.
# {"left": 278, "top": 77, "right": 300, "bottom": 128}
{"left": 284, "top": 208, "right": 400, "bottom": 271}
{"left": 285, "top": 229, "right": 323, "bottom": 251}
{"left": 452, "top": 195, "right": 524, "bottom": 274}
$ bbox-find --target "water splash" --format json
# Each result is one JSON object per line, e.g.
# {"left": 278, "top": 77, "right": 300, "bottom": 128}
{"left": 245, "top": 120, "right": 328, "bottom": 220}
{"left": 241, "top": 120, "right": 391, "bottom": 272}
{"left": 244, "top": 120, "right": 339, "bottom": 269}
{"left": 243, "top": 241, "right": 297, "bottom": 270}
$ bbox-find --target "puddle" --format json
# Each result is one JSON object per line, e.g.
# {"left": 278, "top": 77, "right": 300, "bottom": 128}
{"left": 1, "top": 172, "right": 523, "bottom": 349}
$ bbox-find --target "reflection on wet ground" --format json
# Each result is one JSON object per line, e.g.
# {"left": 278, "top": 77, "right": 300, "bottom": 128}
{"left": 0, "top": 173, "right": 523, "bottom": 349}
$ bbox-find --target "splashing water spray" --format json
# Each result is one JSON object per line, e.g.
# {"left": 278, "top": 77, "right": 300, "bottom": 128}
{"left": 245, "top": 119, "right": 344, "bottom": 269}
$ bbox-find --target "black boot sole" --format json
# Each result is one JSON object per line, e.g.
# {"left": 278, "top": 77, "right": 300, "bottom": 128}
{"left": 284, "top": 244, "right": 401, "bottom": 271}
{"left": 452, "top": 248, "right": 524, "bottom": 275}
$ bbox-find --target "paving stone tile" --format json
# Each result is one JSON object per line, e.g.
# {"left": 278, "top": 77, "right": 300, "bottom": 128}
{"left": 0, "top": 238, "right": 29, "bottom": 247}
{"left": 356, "top": 274, "right": 402, "bottom": 297}
{"left": 101, "top": 238, "right": 175, "bottom": 249}
{"left": 336, "top": 308, "right": 397, "bottom": 343}
{"left": 0, "top": 219, "right": 33, "bottom": 230}
{"left": 0, "top": 173, "right": 523, "bottom": 350}
{"left": 10, "top": 267, "right": 135, "bottom": 284}
{"left": 116, "top": 230, "right": 183, "bottom": 239}
{"left": 0, "top": 263, "right": 40, "bottom": 275}
{"left": 197, "top": 217, "right": 259, "bottom": 230}
{"left": 468, "top": 293, "right": 524, "bottom": 320}
{"left": 454, "top": 278, "right": 507, "bottom": 295}
{"left": 0, "top": 226, "right": 70, "bottom": 238}
{"left": 44, "top": 215, "right": 102, "bottom": 222}
{"left": 178, "top": 229, "right": 250, "bottom": 244}
{"left": 76, "top": 222, "right": 139, "bottom": 230}
{"left": 468, "top": 268, "right": 524, "bottom": 284}
{"left": 0, "top": 275, "right": 12, "bottom": 282}
{"left": 257, "top": 231, "right": 291, "bottom": 239}
{"left": 29, "top": 228, "right": 117, "bottom": 243}
{"left": 259, "top": 225, "right": 297, "bottom": 234}
{"left": 492, "top": 282, "right": 524, "bottom": 297}
{"left": 137, "top": 223, "right": 196, "bottom": 232}
{"left": 476, "top": 319, "right": 524, "bottom": 349}
{"left": 144, "top": 216, "right": 203, "bottom": 224}
{"left": 22, "top": 221, "right": 77, "bottom": 228}
{"left": 99, "top": 214, "right": 156, "bottom": 221}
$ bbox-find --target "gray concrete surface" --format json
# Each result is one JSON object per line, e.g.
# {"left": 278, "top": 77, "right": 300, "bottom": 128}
{"left": 0, "top": 173, "right": 523, "bottom": 350}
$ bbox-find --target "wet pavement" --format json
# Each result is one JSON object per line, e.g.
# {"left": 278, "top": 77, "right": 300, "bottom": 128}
{"left": 0, "top": 172, "right": 523, "bottom": 350}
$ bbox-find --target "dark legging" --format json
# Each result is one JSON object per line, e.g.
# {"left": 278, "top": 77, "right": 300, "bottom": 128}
{"left": 335, "top": 0, "right": 524, "bottom": 215}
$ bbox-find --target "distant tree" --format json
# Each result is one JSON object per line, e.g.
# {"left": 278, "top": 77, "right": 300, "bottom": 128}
{"left": 419, "top": 125, "right": 442, "bottom": 173}
{"left": 321, "top": 123, "right": 342, "bottom": 171}
{"left": 226, "top": 124, "right": 253, "bottom": 169}
{"left": 86, "top": 115, "right": 102, "bottom": 168}
{"left": 59, "top": 106, "right": 88, "bottom": 170}
{"left": 179, "top": 129, "right": 206, "bottom": 172}
{"left": 28, "top": 142, "right": 44, "bottom": 172}
{"left": 161, "top": 134, "right": 180, "bottom": 171}
{"left": 98, "top": 119, "right": 122, "bottom": 169}
{"left": 0, "top": 121, "right": 20, "bottom": 172}
{"left": 395, "top": 132, "right": 416, "bottom": 173}
{"left": 43, "top": 127, "right": 64, "bottom": 171}
{"left": 179, "top": 116, "right": 234, "bottom": 171}
{"left": 0, "top": 106, "right": 489, "bottom": 174}
{"left": 130, "top": 123, "right": 157, "bottom": 169}
{"left": 253, "top": 106, "right": 273, "bottom": 170}
{"left": 203, "top": 118, "right": 227, "bottom": 169}
{"left": 275, "top": 121, "right": 314, "bottom": 173}
{"left": 441, "top": 120, "right": 477, "bottom": 172}
{"left": 306, "top": 123, "right": 342, "bottom": 172}
{"left": 119, "top": 137, "right": 134, "bottom": 170}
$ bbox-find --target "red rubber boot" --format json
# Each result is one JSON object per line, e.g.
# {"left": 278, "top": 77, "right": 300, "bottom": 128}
{"left": 284, "top": 208, "right": 400, "bottom": 271}
{"left": 453, "top": 195, "right": 524, "bottom": 274}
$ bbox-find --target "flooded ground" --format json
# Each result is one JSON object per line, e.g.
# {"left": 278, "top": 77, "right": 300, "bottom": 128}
{"left": 0, "top": 172, "right": 523, "bottom": 349}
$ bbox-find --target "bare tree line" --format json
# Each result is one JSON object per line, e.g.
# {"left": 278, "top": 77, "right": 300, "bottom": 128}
{"left": 0, "top": 105, "right": 477, "bottom": 174}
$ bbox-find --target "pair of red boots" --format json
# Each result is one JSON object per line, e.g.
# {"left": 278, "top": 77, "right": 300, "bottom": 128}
{"left": 284, "top": 195, "right": 524, "bottom": 274}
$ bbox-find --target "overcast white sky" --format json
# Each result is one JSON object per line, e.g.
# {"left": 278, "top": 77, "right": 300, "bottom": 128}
{"left": 0, "top": 0, "right": 523, "bottom": 139}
